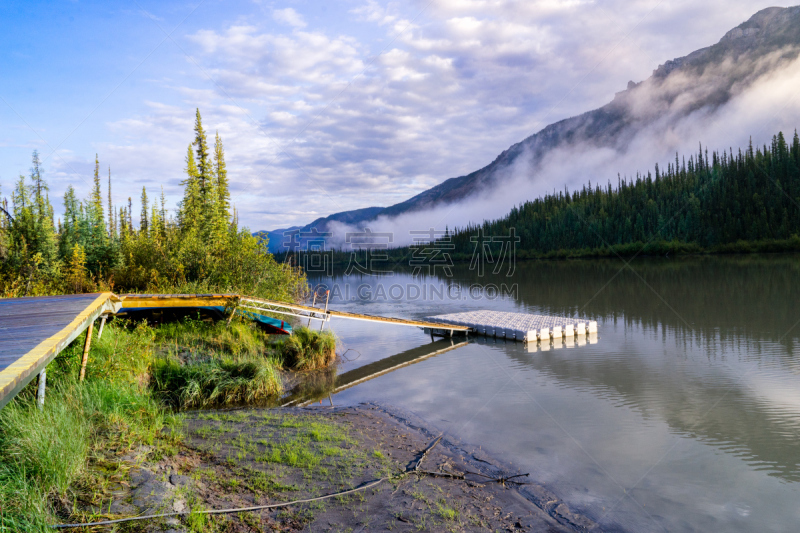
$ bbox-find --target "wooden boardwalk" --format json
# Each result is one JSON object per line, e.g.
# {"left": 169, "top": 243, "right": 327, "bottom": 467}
{"left": 240, "top": 296, "right": 472, "bottom": 332}
{"left": 0, "top": 292, "right": 600, "bottom": 409}
{"left": 0, "top": 293, "right": 120, "bottom": 409}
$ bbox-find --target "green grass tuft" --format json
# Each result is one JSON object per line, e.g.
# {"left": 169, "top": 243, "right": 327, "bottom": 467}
{"left": 152, "top": 354, "right": 282, "bottom": 408}
{"left": 155, "top": 318, "right": 273, "bottom": 357}
{"left": 273, "top": 327, "right": 337, "bottom": 371}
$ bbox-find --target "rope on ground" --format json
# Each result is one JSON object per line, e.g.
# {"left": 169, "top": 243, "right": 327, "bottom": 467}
{"left": 50, "top": 435, "right": 445, "bottom": 529}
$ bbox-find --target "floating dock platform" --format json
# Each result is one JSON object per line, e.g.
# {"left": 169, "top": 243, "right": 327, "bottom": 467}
{"left": 424, "top": 310, "right": 597, "bottom": 343}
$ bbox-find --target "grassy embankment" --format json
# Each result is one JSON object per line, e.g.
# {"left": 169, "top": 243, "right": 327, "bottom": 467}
{"left": 0, "top": 317, "right": 336, "bottom": 532}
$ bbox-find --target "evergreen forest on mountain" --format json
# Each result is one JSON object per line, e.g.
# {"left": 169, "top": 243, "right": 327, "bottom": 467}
{"left": 282, "top": 129, "right": 800, "bottom": 268}
{"left": 448, "top": 131, "right": 800, "bottom": 259}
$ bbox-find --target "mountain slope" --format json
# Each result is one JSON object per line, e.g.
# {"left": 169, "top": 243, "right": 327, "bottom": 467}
{"left": 258, "top": 207, "right": 385, "bottom": 252}
{"left": 263, "top": 6, "right": 800, "bottom": 247}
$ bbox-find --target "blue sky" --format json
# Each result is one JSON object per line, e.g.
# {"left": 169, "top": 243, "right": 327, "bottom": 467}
{"left": 1, "top": 0, "right": 796, "bottom": 230}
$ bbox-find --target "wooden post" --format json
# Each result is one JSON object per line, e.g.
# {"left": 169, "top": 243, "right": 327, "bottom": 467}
{"left": 97, "top": 315, "right": 107, "bottom": 339}
{"left": 36, "top": 367, "right": 47, "bottom": 409}
{"left": 79, "top": 321, "right": 95, "bottom": 382}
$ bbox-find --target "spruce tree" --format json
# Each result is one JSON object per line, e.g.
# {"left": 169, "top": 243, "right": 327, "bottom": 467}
{"left": 214, "top": 131, "right": 230, "bottom": 222}
{"left": 87, "top": 154, "right": 107, "bottom": 266}
{"left": 193, "top": 109, "right": 211, "bottom": 201}
{"left": 160, "top": 186, "right": 167, "bottom": 236}
{"left": 119, "top": 206, "right": 128, "bottom": 237}
{"left": 12, "top": 174, "right": 31, "bottom": 212}
{"left": 179, "top": 144, "right": 201, "bottom": 232}
{"left": 31, "top": 150, "right": 47, "bottom": 220}
{"left": 193, "top": 109, "right": 218, "bottom": 238}
{"left": 108, "top": 166, "right": 115, "bottom": 239}
{"left": 140, "top": 187, "right": 149, "bottom": 235}
{"left": 7, "top": 153, "right": 59, "bottom": 275}
{"left": 127, "top": 197, "right": 133, "bottom": 231}
{"left": 91, "top": 155, "right": 104, "bottom": 228}
{"left": 60, "top": 186, "right": 80, "bottom": 258}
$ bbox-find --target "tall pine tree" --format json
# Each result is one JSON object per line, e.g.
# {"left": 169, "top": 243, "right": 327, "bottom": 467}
{"left": 179, "top": 144, "right": 201, "bottom": 233}
{"left": 214, "top": 131, "right": 230, "bottom": 223}
{"left": 193, "top": 109, "right": 217, "bottom": 238}
{"left": 107, "top": 166, "right": 115, "bottom": 239}
{"left": 140, "top": 187, "right": 149, "bottom": 235}
{"left": 86, "top": 154, "right": 108, "bottom": 268}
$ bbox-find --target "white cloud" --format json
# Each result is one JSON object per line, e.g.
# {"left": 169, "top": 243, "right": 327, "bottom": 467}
{"left": 272, "top": 7, "right": 307, "bottom": 28}
{"left": 39, "top": 0, "right": 797, "bottom": 231}
{"left": 272, "top": 7, "right": 306, "bottom": 28}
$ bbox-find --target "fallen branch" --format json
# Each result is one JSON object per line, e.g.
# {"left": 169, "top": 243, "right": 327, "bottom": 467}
{"left": 417, "top": 470, "right": 465, "bottom": 479}
{"left": 414, "top": 435, "right": 442, "bottom": 472}
{"left": 461, "top": 470, "right": 530, "bottom": 485}
{"left": 412, "top": 439, "right": 530, "bottom": 485}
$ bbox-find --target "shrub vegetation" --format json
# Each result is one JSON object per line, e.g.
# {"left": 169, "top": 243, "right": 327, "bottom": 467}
{"left": 273, "top": 326, "right": 338, "bottom": 371}
{"left": 0, "top": 109, "right": 306, "bottom": 301}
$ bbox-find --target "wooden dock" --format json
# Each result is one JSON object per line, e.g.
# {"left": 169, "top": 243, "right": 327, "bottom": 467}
{"left": 239, "top": 296, "right": 471, "bottom": 333}
{"left": 0, "top": 293, "right": 120, "bottom": 410}
{"left": 425, "top": 310, "right": 598, "bottom": 343}
{"left": 2, "top": 292, "right": 596, "bottom": 409}
{"left": 0, "top": 293, "right": 469, "bottom": 409}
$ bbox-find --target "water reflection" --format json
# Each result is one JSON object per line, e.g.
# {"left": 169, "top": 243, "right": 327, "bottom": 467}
{"left": 306, "top": 255, "right": 800, "bottom": 531}
{"left": 282, "top": 338, "right": 468, "bottom": 406}
{"left": 502, "top": 337, "right": 800, "bottom": 483}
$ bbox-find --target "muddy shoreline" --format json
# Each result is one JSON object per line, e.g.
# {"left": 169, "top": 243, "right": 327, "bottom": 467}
{"left": 349, "top": 402, "right": 595, "bottom": 531}
{"left": 100, "top": 402, "right": 595, "bottom": 532}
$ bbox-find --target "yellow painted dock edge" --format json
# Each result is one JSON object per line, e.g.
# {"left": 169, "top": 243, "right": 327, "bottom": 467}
{"left": 116, "top": 294, "right": 236, "bottom": 309}
{"left": 0, "top": 292, "right": 117, "bottom": 410}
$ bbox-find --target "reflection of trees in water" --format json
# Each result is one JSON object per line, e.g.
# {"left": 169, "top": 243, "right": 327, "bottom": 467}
{"left": 434, "top": 256, "right": 800, "bottom": 350}
{"left": 309, "top": 257, "right": 800, "bottom": 481}
{"left": 315, "top": 256, "right": 800, "bottom": 347}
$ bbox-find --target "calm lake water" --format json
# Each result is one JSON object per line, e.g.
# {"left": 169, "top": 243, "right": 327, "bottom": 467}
{"left": 305, "top": 256, "right": 800, "bottom": 532}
